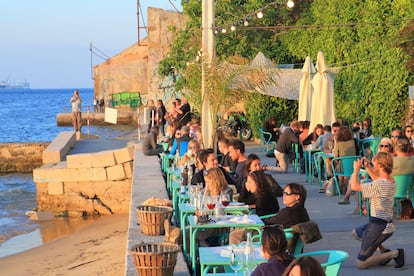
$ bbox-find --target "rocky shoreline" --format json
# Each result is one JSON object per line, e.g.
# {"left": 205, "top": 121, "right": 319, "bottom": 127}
{"left": 0, "top": 142, "right": 49, "bottom": 173}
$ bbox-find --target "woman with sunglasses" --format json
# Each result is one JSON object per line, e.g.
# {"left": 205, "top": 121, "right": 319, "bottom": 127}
{"left": 251, "top": 227, "right": 295, "bottom": 276}
{"left": 378, "top": 138, "right": 394, "bottom": 154}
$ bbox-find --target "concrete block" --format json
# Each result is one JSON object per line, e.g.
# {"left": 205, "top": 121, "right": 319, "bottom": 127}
{"left": 48, "top": 182, "right": 64, "bottom": 195}
{"left": 72, "top": 168, "right": 108, "bottom": 182}
{"left": 123, "top": 161, "right": 133, "bottom": 178}
{"left": 106, "top": 164, "right": 126, "bottom": 181}
{"left": 66, "top": 153, "right": 92, "bottom": 168}
{"left": 90, "top": 150, "right": 116, "bottom": 168}
{"left": 42, "top": 131, "right": 76, "bottom": 164}
{"left": 114, "top": 147, "right": 134, "bottom": 164}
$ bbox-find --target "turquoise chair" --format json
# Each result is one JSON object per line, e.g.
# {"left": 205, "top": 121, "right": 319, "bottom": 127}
{"left": 331, "top": 155, "right": 361, "bottom": 197}
{"left": 314, "top": 152, "right": 330, "bottom": 188}
{"left": 359, "top": 138, "right": 381, "bottom": 159}
{"left": 394, "top": 174, "right": 414, "bottom": 218}
{"left": 258, "top": 127, "right": 277, "bottom": 156}
{"left": 295, "top": 250, "right": 349, "bottom": 276}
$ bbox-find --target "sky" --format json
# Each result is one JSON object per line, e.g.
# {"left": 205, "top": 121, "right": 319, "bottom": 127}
{"left": 0, "top": 0, "right": 182, "bottom": 89}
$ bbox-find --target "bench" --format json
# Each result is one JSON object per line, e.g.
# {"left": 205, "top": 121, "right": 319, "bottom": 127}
{"left": 42, "top": 131, "right": 76, "bottom": 164}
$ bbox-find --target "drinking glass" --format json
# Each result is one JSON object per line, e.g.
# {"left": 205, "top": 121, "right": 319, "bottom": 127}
{"left": 220, "top": 193, "right": 230, "bottom": 207}
{"left": 230, "top": 250, "right": 242, "bottom": 276}
{"left": 205, "top": 195, "right": 217, "bottom": 215}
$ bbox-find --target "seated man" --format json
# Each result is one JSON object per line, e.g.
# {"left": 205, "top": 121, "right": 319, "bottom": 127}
{"left": 142, "top": 126, "right": 163, "bottom": 156}
{"left": 190, "top": 148, "right": 237, "bottom": 188}
{"left": 392, "top": 137, "right": 414, "bottom": 176}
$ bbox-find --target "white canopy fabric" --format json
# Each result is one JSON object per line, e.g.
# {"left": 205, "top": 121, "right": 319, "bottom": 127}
{"left": 298, "top": 56, "right": 316, "bottom": 121}
{"left": 309, "top": 51, "right": 336, "bottom": 132}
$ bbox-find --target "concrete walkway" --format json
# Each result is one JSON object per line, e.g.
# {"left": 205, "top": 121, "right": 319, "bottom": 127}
{"left": 256, "top": 143, "right": 414, "bottom": 276}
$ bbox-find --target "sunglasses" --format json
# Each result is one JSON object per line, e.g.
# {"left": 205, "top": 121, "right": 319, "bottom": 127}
{"left": 380, "top": 144, "right": 390, "bottom": 148}
{"left": 283, "top": 191, "right": 297, "bottom": 196}
{"left": 391, "top": 136, "right": 400, "bottom": 138}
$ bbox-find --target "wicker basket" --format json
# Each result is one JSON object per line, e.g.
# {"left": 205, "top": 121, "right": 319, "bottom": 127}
{"left": 130, "top": 242, "right": 179, "bottom": 276}
{"left": 136, "top": 205, "right": 173, "bottom": 236}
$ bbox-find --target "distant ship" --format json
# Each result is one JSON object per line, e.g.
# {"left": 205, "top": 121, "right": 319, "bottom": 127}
{"left": 0, "top": 80, "right": 30, "bottom": 89}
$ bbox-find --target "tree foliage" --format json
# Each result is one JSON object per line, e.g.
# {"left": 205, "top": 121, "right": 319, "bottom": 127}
{"left": 159, "top": 0, "right": 413, "bottom": 137}
{"left": 280, "top": 0, "right": 414, "bottom": 135}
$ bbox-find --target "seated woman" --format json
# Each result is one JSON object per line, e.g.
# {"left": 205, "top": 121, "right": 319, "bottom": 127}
{"left": 230, "top": 170, "right": 279, "bottom": 244}
{"left": 194, "top": 167, "right": 233, "bottom": 247}
{"left": 204, "top": 167, "right": 233, "bottom": 201}
{"left": 263, "top": 183, "right": 309, "bottom": 227}
{"left": 283, "top": 256, "right": 325, "bottom": 276}
{"left": 263, "top": 183, "right": 310, "bottom": 254}
{"left": 302, "top": 124, "right": 323, "bottom": 149}
{"left": 179, "top": 139, "right": 201, "bottom": 171}
{"left": 251, "top": 227, "right": 295, "bottom": 276}
{"left": 263, "top": 116, "right": 279, "bottom": 142}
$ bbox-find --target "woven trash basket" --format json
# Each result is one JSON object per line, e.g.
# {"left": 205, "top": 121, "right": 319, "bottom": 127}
{"left": 136, "top": 205, "right": 173, "bottom": 236}
{"left": 130, "top": 242, "right": 179, "bottom": 276}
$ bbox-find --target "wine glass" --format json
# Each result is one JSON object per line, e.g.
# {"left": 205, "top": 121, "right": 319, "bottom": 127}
{"left": 220, "top": 193, "right": 230, "bottom": 207}
{"left": 205, "top": 195, "right": 217, "bottom": 215}
{"left": 229, "top": 250, "right": 242, "bottom": 276}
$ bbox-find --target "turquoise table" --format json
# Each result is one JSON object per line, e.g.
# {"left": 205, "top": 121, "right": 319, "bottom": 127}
{"left": 179, "top": 203, "right": 250, "bottom": 258}
{"left": 188, "top": 214, "right": 264, "bottom": 275}
{"left": 199, "top": 232, "right": 293, "bottom": 276}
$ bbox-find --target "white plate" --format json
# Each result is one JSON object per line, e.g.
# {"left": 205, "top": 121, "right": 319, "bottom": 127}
{"left": 229, "top": 202, "right": 244, "bottom": 206}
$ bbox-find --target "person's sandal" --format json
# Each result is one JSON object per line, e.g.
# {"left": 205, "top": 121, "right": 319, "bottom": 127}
{"left": 319, "top": 188, "right": 326, "bottom": 193}
{"left": 338, "top": 199, "right": 350, "bottom": 204}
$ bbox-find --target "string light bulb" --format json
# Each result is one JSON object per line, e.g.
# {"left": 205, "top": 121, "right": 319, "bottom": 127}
{"left": 221, "top": 28, "right": 227, "bottom": 33}
{"left": 257, "top": 11, "right": 263, "bottom": 19}
{"left": 244, "top": 20, "right": 249, "bottom": 27}
{"left": 230, "top": 25, "right": 236, "bottom": 31}
{"left": 287, "top": 0, "right": 294, "bottom": 9}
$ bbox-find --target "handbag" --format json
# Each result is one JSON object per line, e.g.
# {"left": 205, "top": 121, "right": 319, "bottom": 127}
{"left": 292, "top": 221, "right": 323, "bottom": 244}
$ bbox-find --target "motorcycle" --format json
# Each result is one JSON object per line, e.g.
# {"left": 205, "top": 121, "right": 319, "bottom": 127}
{"left": 217, "top": 112, "right": 252, "bottom": 141}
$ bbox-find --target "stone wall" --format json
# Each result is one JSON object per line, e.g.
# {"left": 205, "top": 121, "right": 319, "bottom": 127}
{"left": 0, "top": 142, "right": 49, "bottom": 173}
{"left": 33, "top": 146, "right": 135, "bottom": 217}
{"left": 93, "top": 8, "right": 187, "bottom": 101}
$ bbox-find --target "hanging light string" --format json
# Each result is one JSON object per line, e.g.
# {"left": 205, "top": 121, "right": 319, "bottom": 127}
{"left": 215, "top": 0, "right": 294, "bottom": 34}
{"left": 220, "top": 17, "right": 413, "bottom": 32}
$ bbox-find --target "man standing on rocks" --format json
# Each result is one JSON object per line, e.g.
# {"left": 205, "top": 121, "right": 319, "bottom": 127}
{"left": 69, "top": 89, "right": 82, "bottom": 132}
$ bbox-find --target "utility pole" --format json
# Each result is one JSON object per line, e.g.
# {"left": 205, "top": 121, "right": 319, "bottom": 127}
{"left": 201, "top": 0, "right": 215, "bottom": 148}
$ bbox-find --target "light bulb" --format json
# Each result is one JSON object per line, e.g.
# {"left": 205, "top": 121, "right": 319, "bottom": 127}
{"left": 244, "top": 20, "right": 249, "bottom": 27}
{"left": 257, "top": 11, "right": 263, "bottom": 19}
{"left": 221, "top": 28, "right": 227, "bottom": 34}
{"left": 230, "top": 26, "right": 236, "bottom": 31}
{"left": 287, "top": 0, "right": 294, "bottom": 9}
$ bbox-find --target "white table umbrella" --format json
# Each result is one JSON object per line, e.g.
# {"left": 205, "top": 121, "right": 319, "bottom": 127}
{"left": 309, "top": 51, "right": 336, "bottom": 132}
{"left": 298, "top": 56, "right": 316, "bottom": 121}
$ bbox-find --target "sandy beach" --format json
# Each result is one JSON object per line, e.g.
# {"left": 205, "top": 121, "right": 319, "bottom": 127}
{"left": 0, "top": 214, "right": 128, "bottom": 276}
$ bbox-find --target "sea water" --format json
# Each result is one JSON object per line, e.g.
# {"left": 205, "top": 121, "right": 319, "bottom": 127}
{"left": 0, "top": 88, "right": 135, "bottom": 257}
